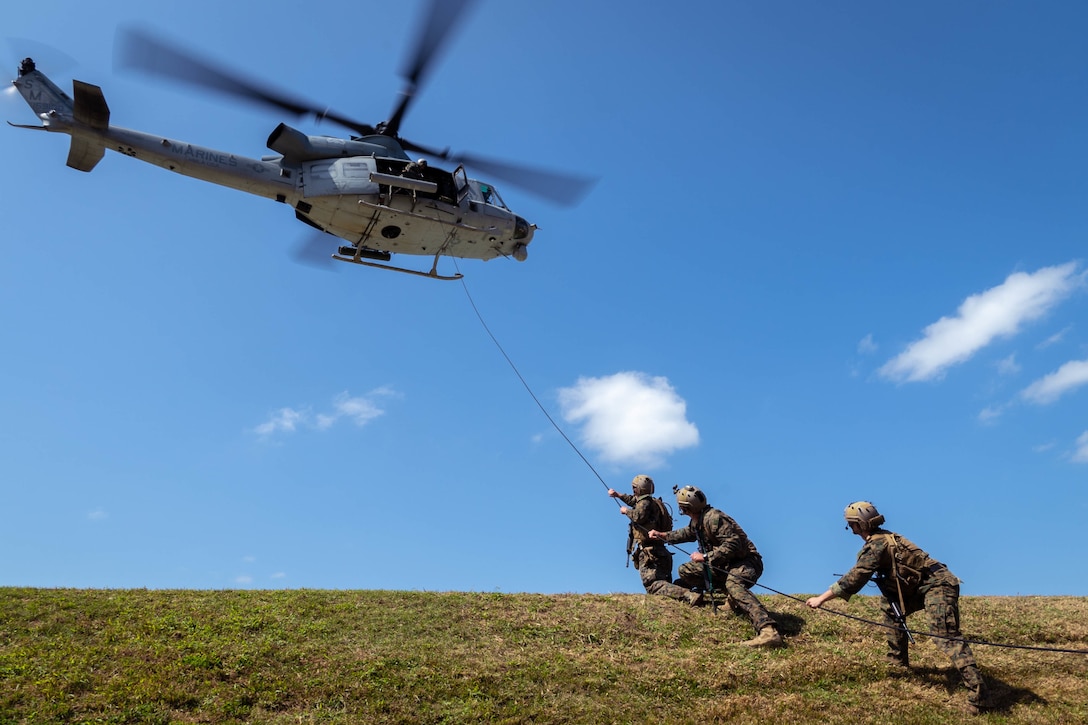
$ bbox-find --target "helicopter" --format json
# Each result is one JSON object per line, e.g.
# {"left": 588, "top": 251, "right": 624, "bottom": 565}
{"left": 7, "top": 0, "right": 594, "bottom": 280}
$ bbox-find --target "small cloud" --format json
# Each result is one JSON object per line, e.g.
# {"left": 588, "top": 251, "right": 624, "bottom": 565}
{"left": 235, "top": 575, "right": 253, "bottom": 585}
{"left": 557, "top": 371, "right": 699, "bottom": 468}
{"left": 242, "top": 555, "right": 256, "bottom": 563}
{"left": 1072, "top": 432, "right": 1088, "bottom": 463}
{"left": 996, "top": 354, "right": 1020, "bottom": 376}
{"left": 1032, "top": 441, "right": 1057, "bottom": 454}
{"left": 1038, "top": 326, "right": 1072, "bottom": 349}
{"left": 253, "top": 388, "right": 395, "bottom": 438}
{"left": 879, "top": 263, "right": 1083, "bottom": 383}
{"left": 857, "top": 334, "right": 878, "bottom": 355}
{"left": 1020, "top": 358, "right": 1088, "bottom": 405}
{"left": 977, "top": 405, "right": 1005, "bottom": 424}
{"left": 329, "top": 391, "right": 388, "bottom": 427}
{"left": 271, "top": 572, "right": 286, "bottom": 580}
{"left": 254, "top": 407, "right": 307, "bottom": 436}
{"left": 87, "top": 508, "right": 108, "bottom": 521}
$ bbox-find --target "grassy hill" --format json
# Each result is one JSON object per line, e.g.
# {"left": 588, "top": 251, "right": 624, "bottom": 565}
{"left": 1, "top": 588, "right": 1085, "bottom": 724}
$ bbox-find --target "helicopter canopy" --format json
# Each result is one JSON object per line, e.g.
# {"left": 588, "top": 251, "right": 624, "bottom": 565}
{"left": 466, "top": 179, "right": 508, "bottom": 210}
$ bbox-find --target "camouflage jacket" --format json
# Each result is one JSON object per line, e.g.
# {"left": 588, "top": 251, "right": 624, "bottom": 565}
{"left": 615, "top": 493, "right": 668, "bottom": 547}
{"left": 664, "top": 507, "right": 759, "bottom": 568}
{"left": 831, "top": 528, "right": 947, "bottom": 601}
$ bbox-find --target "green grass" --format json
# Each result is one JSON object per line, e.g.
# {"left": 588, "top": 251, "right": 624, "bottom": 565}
{"left": 1, "top": 588, "right": 1085, "bottom": 723}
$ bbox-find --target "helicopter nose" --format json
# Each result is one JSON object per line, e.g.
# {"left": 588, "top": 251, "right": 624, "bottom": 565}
{"left": 514, "top": 216, "right": 533, "bottom": 242}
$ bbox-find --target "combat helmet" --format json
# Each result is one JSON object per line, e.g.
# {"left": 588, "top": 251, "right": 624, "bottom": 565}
{"left": 675, "top": 485, "right": 707, "bottom": 513}
{"left": 631, "top": 475, "right": 654, "bottom": 496}
{"left": 844, "top": 501, "right": 885, "bottom": 531}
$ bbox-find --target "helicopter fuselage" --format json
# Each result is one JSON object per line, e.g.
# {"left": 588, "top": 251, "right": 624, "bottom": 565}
{"left": 10, "top": 62, "right": 534, "bottom": 268}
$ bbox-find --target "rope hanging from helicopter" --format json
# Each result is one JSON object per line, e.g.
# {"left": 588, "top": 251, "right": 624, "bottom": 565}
{"left": 452, "top": 261, "right": 1088, "bottom": 658}
{"left": 452, "top": 259, "right": 612, "bottom": 495}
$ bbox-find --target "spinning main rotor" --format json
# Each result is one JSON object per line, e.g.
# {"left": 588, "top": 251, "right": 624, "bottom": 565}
{"left": 115, "top": 0, "right": 594, "bottom": 206}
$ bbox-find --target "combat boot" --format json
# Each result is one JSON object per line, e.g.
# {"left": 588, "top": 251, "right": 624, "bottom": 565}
{"left": 884, "top": 653, "right": 910, "bottom": 670}
{"left": 963, "top": 668, "right": 988, "bottom": 715}
{"left": 741, "top": 625, "right": 784, "bottom": 648}
{"left": 683, "top": 590, "right": 704, "bottom": 607}
{"left": 964, "top": 697, "right": 989, "bottom": 717}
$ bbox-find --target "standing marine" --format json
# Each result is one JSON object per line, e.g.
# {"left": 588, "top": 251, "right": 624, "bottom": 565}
{"left": 649, "top": 485, "right": 785, "bottom": 648}
{"left": 609, "top": 475, "right": 701, "bottom": 606}
{"left": 805, "top": 501, "right": 987, "bottom": 714}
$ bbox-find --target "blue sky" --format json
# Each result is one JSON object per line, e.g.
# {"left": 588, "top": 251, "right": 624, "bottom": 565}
{"left": 2, "top": 0, "right": 1086, "bottom": 597}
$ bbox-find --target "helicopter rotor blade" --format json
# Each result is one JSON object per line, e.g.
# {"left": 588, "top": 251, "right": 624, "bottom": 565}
{"left": 402, "top": 0, "right": 476, "bottom": 87}
{"left": 291, "top": 231, "right": 340, "bottom": 272}
{"left": 384, "top": 0, "right": 476, "bottom": 138}
{"left": 114, "top": 26, "right": 376, "bottom": 136}
{"left": 449, "top": 152, "right": 598, "bottom": 207}
{"left": 398, "top": 136, "right": 595, "bottom": 206}
{"left": 399, "top": 137, "right": 451, "bottom": 162}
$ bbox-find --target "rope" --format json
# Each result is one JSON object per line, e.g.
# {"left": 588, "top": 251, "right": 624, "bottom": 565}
{"left": 454, "top": 263, "right": 618, "bottom": 505}
{"left": 669, "top": 546, "right": 1088, "bottom": 654}
{"left": 454, "top": 264, "right": 1088, "bottom": 657}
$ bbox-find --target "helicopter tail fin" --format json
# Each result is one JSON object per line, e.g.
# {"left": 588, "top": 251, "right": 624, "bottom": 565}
{"left": 13, "top": 61, "right": 74, "bottom": 118}
{"left": 12, "top": 60, "right": 109, "bottom": 171}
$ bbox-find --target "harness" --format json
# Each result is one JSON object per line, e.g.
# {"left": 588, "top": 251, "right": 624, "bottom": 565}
{"left": 625, "top": 495, "right": 672, "bottom": 566}
{"left": 873, "top": 532, "right": 944, "bottom": 617}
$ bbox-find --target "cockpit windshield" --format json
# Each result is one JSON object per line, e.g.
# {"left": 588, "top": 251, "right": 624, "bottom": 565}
{"left": 468, "top": 179, "right": 508, "bottom": 210}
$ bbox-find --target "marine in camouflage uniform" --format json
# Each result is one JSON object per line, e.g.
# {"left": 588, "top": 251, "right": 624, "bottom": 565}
{"left": 806, "top": 502, "right": 987, "bottom": 714}
{"left": 609, "top": 476, "right": 699, "bottom": 605}
{"left": 650, "top": 485, "right": 785, "bottom": 648}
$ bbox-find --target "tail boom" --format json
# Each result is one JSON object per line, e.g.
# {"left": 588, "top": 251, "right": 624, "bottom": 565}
{"left": 10, "top": 58, "right": 295, "bottom": 200}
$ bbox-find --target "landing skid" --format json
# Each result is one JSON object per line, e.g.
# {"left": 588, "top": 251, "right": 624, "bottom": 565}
{"left": 331, "top": 254, "right": 463, "bottom": 281}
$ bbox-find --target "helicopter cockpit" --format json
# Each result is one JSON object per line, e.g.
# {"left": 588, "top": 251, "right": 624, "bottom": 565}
{"left": 465, "top": 179, "right": 508, "bottom": 210}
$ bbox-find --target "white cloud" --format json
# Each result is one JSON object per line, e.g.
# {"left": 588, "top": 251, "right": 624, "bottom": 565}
{"left": 557, "top": 371, "right": 699, "bottom": 468}
{"left": 87, "top": 508, "right": 108, "bottom": 521}
{"left": 879, "top": 263, "right": 1083, "bottom": 383}
{"left": 1072, "top": 432, "right": 1088, "bottom": 463}
{"left": 857, "top": 334, "right": 878, "bottom": 355}
{"left": 254, "top": 388, "right": 395, "bottom": 437}
{"left": 1020, "top": 358, "right": 1088, "bottom": 405}
{"left": 977, "top": 405, "right": 1005, "bottom": 424}
{"left": 1038, "top": 326, "right": 1071, "bottom": 349}
{"left": 254, "top": 407, "right": 306, "bottom": 436}
{"left": 329, "top": 390, "right": 388, "bottom": 426}
{"left": 996, "top": 354, "right": 1020, "bottom": 376}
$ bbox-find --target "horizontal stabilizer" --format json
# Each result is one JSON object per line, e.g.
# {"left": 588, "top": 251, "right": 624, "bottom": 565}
{"left": 67, "top": 137, "right": 105, "bottom": 172}
{"left": 66, "top": 80, "right": 110, "bottom": 171}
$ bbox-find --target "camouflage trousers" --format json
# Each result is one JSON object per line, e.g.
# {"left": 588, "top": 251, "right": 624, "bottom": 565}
{"left": 630, "top": 545, "right": 688, "bottom": 602}
{"left": 676, "top": 554, "right": 775, "bottom": 632}
{"left": 882, "top": 576, "right": 986, "bottom": 706}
